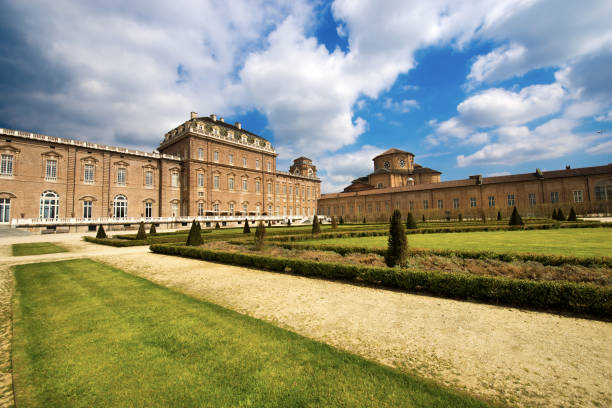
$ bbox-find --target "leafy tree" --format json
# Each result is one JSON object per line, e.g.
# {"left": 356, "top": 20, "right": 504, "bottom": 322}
{"left": 385, "top": 210, "right": 408, "bottom": 267}
{"left": 243, "top": 219, "right": 251, "bottom": 233}
{"left": 568, "top": 207, "right": 577, "bottom": 221}
{"left": 509, "top": 206, "right": 524, "bottom": 226}
{"left": 556, "top": 208, "right": 566, "bottom": 221}
{"left": 186, "top": 219, "right": 203, "bottom": 246}
{"left": 96, "top": 224, "right": 107, "bottom": 239}
{"left": 497, "top": 211, "right": 502, "bottom": 221}
{"left": 135, "top": 221, "right": 147, "bottom": 240}
{"left": 331, "top": 216, "right": 338, "bottom": 229}
{"left": 312, "top": 215, "right": 321, "bottom": 235}
{"left": 149, "top": 223, "right": 157, "bottom": 234}
{"left": 254, "top": 221, "right": 266, "bottom": 250}
{"left": 405, "top": 212, "right": 417, "bottom": 229}
{"left": 552, "top": 208, "right": 557, "bottom": 220}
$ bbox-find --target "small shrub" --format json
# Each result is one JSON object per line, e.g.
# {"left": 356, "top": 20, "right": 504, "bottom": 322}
{"left": 568, "top": 207, "right": 577, "bottom": 221}
{"left": 552, "top": 209, "right": 557, "bottom": 220}
{"left": 96, "top": 225, "right": 107, "bottom": 239}
{"left": 497, "top": 211, "right": 502, "bottom": 221}
{"left": 254, "top": 221, "right": 266, "bottom": 250}
{"left": 268, "top": 220, "right": 272, "bottom": 227}
{"left": 363, "top": 217, "right": 366, "bottom": 224}
{"left": 481, "top": 211, "right": 487, "bottom": 224}
{"left": 458, "top": 213, "right": 463, "bottom": 222}
{"left": 186, "top": 220, "right": 203, "bottom": 246}
{"left": 287, "top": 219, "right": 291, "bottom": 226}
{"left": 556, "top": 208, "right": 566, "bottom": 221}
{"left": 331, "top": 216, "right": 338, "bottom": 229}
{"left": 312, "top": 215, "right": 321, "bottom": 235}
{"left": 509, "top": 206, "right": 524, "bottom": 226}
{"left": 339, "top": 216, "right": 344, "bottom": 225}
{"left": 422, "top": 214, "right": 426, "bottom": 222}
{"left": 215, "top": 222, "right": 220, "bottom": 229}
{"left": 385, "top": 210, "right": 408, "bottom": 267}
{"left": 149, "top": 223, "right": 157, "bottom": 234}
{"left": 243, "top": 219, "right": 251, "bottom": 233}
{"left": 405, "top": 212, "right": 417, "bottom": 229}
{"left": 135, "top": 221, "right": 147, "bottom": 240}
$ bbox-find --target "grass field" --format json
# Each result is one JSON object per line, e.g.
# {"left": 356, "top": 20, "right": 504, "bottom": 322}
{"left": 11, "top": 242, "right": 67, "bottom": 256}
{"left": 307, "top": 228, "right": 612, "bottom": 258}
{"left": 12, "top": 259, "right": 488, "bottom": 408}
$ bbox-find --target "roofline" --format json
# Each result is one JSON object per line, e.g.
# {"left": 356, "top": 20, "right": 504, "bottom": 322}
{"left": 372, "top": 149, "right": 414, "bottom": 161}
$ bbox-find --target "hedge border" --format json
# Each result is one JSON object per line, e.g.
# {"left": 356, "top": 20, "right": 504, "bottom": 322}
{"left": 150, "top": 244, "right": 611, "bottom": 319}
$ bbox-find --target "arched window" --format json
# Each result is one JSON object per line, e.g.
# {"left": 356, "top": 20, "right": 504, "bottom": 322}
{"left": 595, "top": 179, "right": 612, "bottom": 201}
{"left": 40, "top": 191, "right": 59, "bottom": 220}
{"left": 113, "top": 195, "right": 127, "bottom": 219}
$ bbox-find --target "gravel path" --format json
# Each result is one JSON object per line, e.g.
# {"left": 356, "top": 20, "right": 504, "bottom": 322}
{"left": 97, "top": 252, "right": 612, "bottom": 408}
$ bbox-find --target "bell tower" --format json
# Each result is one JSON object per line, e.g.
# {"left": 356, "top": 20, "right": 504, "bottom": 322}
{"left": 289, "top": 156, "right": 317, "bottom": 177}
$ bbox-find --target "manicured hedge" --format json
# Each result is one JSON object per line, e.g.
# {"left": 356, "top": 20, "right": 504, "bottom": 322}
{"left": 276, "top": 242, "right": 612, "bottom": 268}
{"left": 150, "top": 244, "right": 611, "bottom": 318}
{"left": 84, "top": 236, "right": 146, "bottom": 247}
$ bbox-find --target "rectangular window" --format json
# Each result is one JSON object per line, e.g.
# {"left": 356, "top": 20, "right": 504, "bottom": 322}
{"left": 198, "top": 148, "right": 204, "bottom": 160}
{"left": 197, "top": 173, "right": 204, "bottom": 187}
{"left": 198, "top": 191, "right": 204, "bottom": 197}
{"left": 83, "top": 201, "right": 92, "bottom": 219}
{"left": 242, "top": 179, "right": 248, "bottom": 191}
{"left": 267, "top": 161, "right": 271, "bottom": 172}
{"left": 267, "top": 182, "right": 272, "bottom": 194}
{"left": 117, "top": 167, "right": 125, "bottom": 185}
{"left": 171, "top": 172, "right": 179, "bottom": 187}
{"left": 229, "top": 203, "right": 235, "bottom": 214}
{"left": 289, "top": 185, "right": 293, "bottom": 196}
{"left": 550, "top": 191, "right": 559, "bottom": 203}
{"left": 423, "top": 199, "right": 428, "bottom": 209}
{"left": 145, "top": 171, "right": 153, "bottom": 187}
{"left": 198, "top": 202, "right": 204, "bottom": 216}
{"left": 84, "top": 164, "right": 94, "bottom": 183}
{"left": 275, "top": 183, "right": 280, "bottom": 194}
{"left": 228, "top": 154, "right": 234, "bottom": 165}
{"left": 437, "top": 199, "right": 443, "bottom": 209}
{"left": 46, "top": 159, "right": 57, "bottom": 181}
{"left": 214, "top": 151, "right": 219, "bottom": 162}
{"left": 528, "top": 193, "right": 536, "bottom": 207}
{"left": 145, "top": 202, "right": 152, "bottom": 219}
{"left": 255, "top": 159, "right": 260, "bottom": 169}
{"left": 228, "top": 177, "right": 234, "bottom": 191}
{"left": 242, "top": 157, "right": 247, "bottom": 167}
{"left": 470, "top": 197, "right": 477, "bottom": 208}
{"left": 212, "top": 203, "right": 219, "bottom": 213}
{"left": 573, "top": 190, "right": 583, "bottom": 203}
{"left": 256, "top": 180, "right": 261, "bottom": 193}
{"left": 276, "top": 206, "right": 280, "bottom": 216}
{"left": 367, "top": 203, "right": 372, "bottom": 213}
{"left": 376, "top": 202, "right": 381, "bottom": 212}
{"left": 213, "top": 175, "right": 219, "bottom": 189}
{"left": 488, "top": 196, "right": 495, "bottom": 207}
{"left": 283, "top": 184, "right": 287, "bottom": 194}
{"left": 453, "top": 198, "right": 459, "bottom": 209}
{"left": 243, "top": 203, "right": 248, "bottom": 214}
{"left": 0, "top": 154, "right": 12, "bottom": 176}
{"left": 507, "top": 194, "right": 515, "bottom": 207}
{"left": 409, "top": 201, "right": 414, "bottom": 211}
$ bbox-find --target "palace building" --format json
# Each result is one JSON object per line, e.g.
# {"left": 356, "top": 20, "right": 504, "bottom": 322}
{"left": 0, "top": 113, "right": 320, "bottom": 230}
{"left": 317, "top": 148, "right": 612, "bottom": 221}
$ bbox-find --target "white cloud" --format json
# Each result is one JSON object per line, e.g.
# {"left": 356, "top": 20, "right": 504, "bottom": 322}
{"left": 596, "top": 110, "right": 612, "bottom": 122}
{"left": 467, "top": 43, "right": 526, "bottom": 85}
{"left": 317, "top": 145, "right": 384, "bottom": 193}
{"left": 487, "top": 171, "right": 511, "bottom": 177}
{"left": 383, "top": 98, "right": 419, "bottom": 113}
{"left": 586, "top": 139, "right": 612, "bottom": 155}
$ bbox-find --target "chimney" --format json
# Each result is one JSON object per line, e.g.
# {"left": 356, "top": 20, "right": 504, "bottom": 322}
{"left": 190, "top": 112, "right": 197, "bottom": 119}
{"left": 535, "top": 168, "right": 544, "bottom": 178}
{"left": 219, "top": 117, "right": 225, "bottom": 122}
{"left": 234, "top": 122, "right": 242, "bottom": 129}
{"left": 210, "top": 114, "right": 217, "bottom": 121}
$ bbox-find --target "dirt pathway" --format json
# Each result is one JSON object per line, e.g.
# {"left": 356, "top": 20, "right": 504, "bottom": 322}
{"left": 96, "top": 252, "right": 612, "bottom": 408}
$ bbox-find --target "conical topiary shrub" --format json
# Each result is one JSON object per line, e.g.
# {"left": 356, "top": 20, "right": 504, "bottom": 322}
{"left": 254, "top": 221, "right": 266, "bottom": 250}
{"left": 568, "top": 207, "right": 577, "bottom": 221}
{"left": 556, "top": 208, "right": 566, "bottom": 221}
{"left": 405, "top": 212, "right": 417, "bottom": 229}
{"left": 135, "top": 221, "right": 147, "bottom": 240}
{"left": 96, "top": 224, "right": 107, "bottom": 239}
{"left": 243, "top": 219, "right": 251, "bottom": 233}
{"left": 385, "top": 209, "right": 408, "bottom": 267}
{"left": 458, "top": 213, "right": 463, "bottom": 222}
{"left": 215, "top": 222, "right": 220, "bottom": 229}
{"left": 363, "top": 217, "right": 366, "bottom": 224}
{"left": 186, "top": 219, "right": 203, "bottom": 246}
{"left": 312, "top": 215, "right": 321, "bottom": 235}
{"left": 422, "top": 214, "right": 426, "bottom": 222}
{"left": 331, "top": 216, "right": 337, "bottom": 229}
{"left": 149, "top": 223, "right": 157, "bottom": 234}
{"left": 339, "top": 216, "right": 344, "bottom": 225}
{"left": 287, "top": 219, "right": 291, "bottom": 226}
{"left": 509, "top": 206, "right": 524, "bottom": 226}
{"left": 268, "top": 220, "right": 272, "bottom": 227}
{"left": 497, "top": 211, "right": 502, "bottom": 221}
{"left": 552, "top": 208, "right": 557, "bottom": 220}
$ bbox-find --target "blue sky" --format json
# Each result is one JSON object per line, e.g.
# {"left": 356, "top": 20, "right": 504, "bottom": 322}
{"left": 1, "top": 0, "right": 611, "bottom": 193}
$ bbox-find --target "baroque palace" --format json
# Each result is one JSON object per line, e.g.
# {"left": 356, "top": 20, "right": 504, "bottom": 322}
{"left": 0, "top": 112, "right": 320, "bottom": 230}
{"left": 318, "top": 148, "right": 612, "bottom": 221}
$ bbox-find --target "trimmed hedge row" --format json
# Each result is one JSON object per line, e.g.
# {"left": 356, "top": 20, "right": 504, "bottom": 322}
{"left": 84, "top": 236, "right": 146, "bottom": 247}
{"left": 276, "top": 242, "right": 612, "bottom": 268}
{"left": 150, "top": 244, "right": 612, "bottom": 318}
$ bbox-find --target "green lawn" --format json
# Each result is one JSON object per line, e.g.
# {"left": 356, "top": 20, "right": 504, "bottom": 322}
{"left": 307, "top": 228, "right": 612, "bottom": 258}
{"left": 11, "top": 242, "right": 68, "bottom": 256}
{"left": 13, "top": 259, "right": 488, "bottom": 408}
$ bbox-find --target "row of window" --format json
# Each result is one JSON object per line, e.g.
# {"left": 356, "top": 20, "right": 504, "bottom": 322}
{"left": 199, "top": 148, "right": 272, "bottom": 171}
{"left": 201, "top": 202, "right": 314, "bottom": 217}
{"left": 208, "top": 174, "right": 316, "bottom": 198}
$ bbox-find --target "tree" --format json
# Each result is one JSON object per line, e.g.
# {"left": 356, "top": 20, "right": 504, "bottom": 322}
{"left": 312, "top": 214, "right": 321, "bottom": 235}
{"left": 268, "top": 220, "right": 272, "bottom": 227}
{"left": 287, "top": 219, "right": 291, "bottom": 226}
{"left": 405, "top": 212, "right": 417, "bottom": 229}
{"left": 96, "top": 224, "right": 107, "bottom": 239}
{"left": 215, "top": 221, "right": 220, "bottom": 229}
{"left": 149, "top": 223, "right": 157, "bottom": 234}
{"left": 497, "top": 211, "right": 502, "bottom": 221}
{"left": 385, "top": 210, "right": 408, "bottom": 267}
{"left": 556, "top": 208, "right": 566, "bottom": 221}
{"left": 363, "top": 217, "right": 366, "bottom": 224}
{"left": 509, "top": 206, "right": 524, "bottom": 226}
{"left": 186, "top": 219, "right": 203, "bottom": 246}
{"left": 339, "top": 216, "right": 344, "bottom": 225}
{"left": 254, "top": 221, "right": 266, "bottom": 250}
{"left": 135, "top": 221, "right": 147, "bottom": 240}
{"left": 458, "top": 213, "right": 463, "bottom": 222}
{"left": 422, "top": 214, "right": 426, "bottom": 222}
{"left": 331, "top": 216, "right": 338, "bottom": 229}
{"left": 552, "top": 208, "right": 557, "bottom": 220}
{"left": 243, "top": 219, "right": 251, "bottom": 233}
{"left": 568, "top": 207, "right": 577, "bottom": 221}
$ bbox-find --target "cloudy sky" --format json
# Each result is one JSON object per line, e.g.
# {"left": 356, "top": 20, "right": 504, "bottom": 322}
{"left": 1, "top": 0, "right": 611, "bottom": 193}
